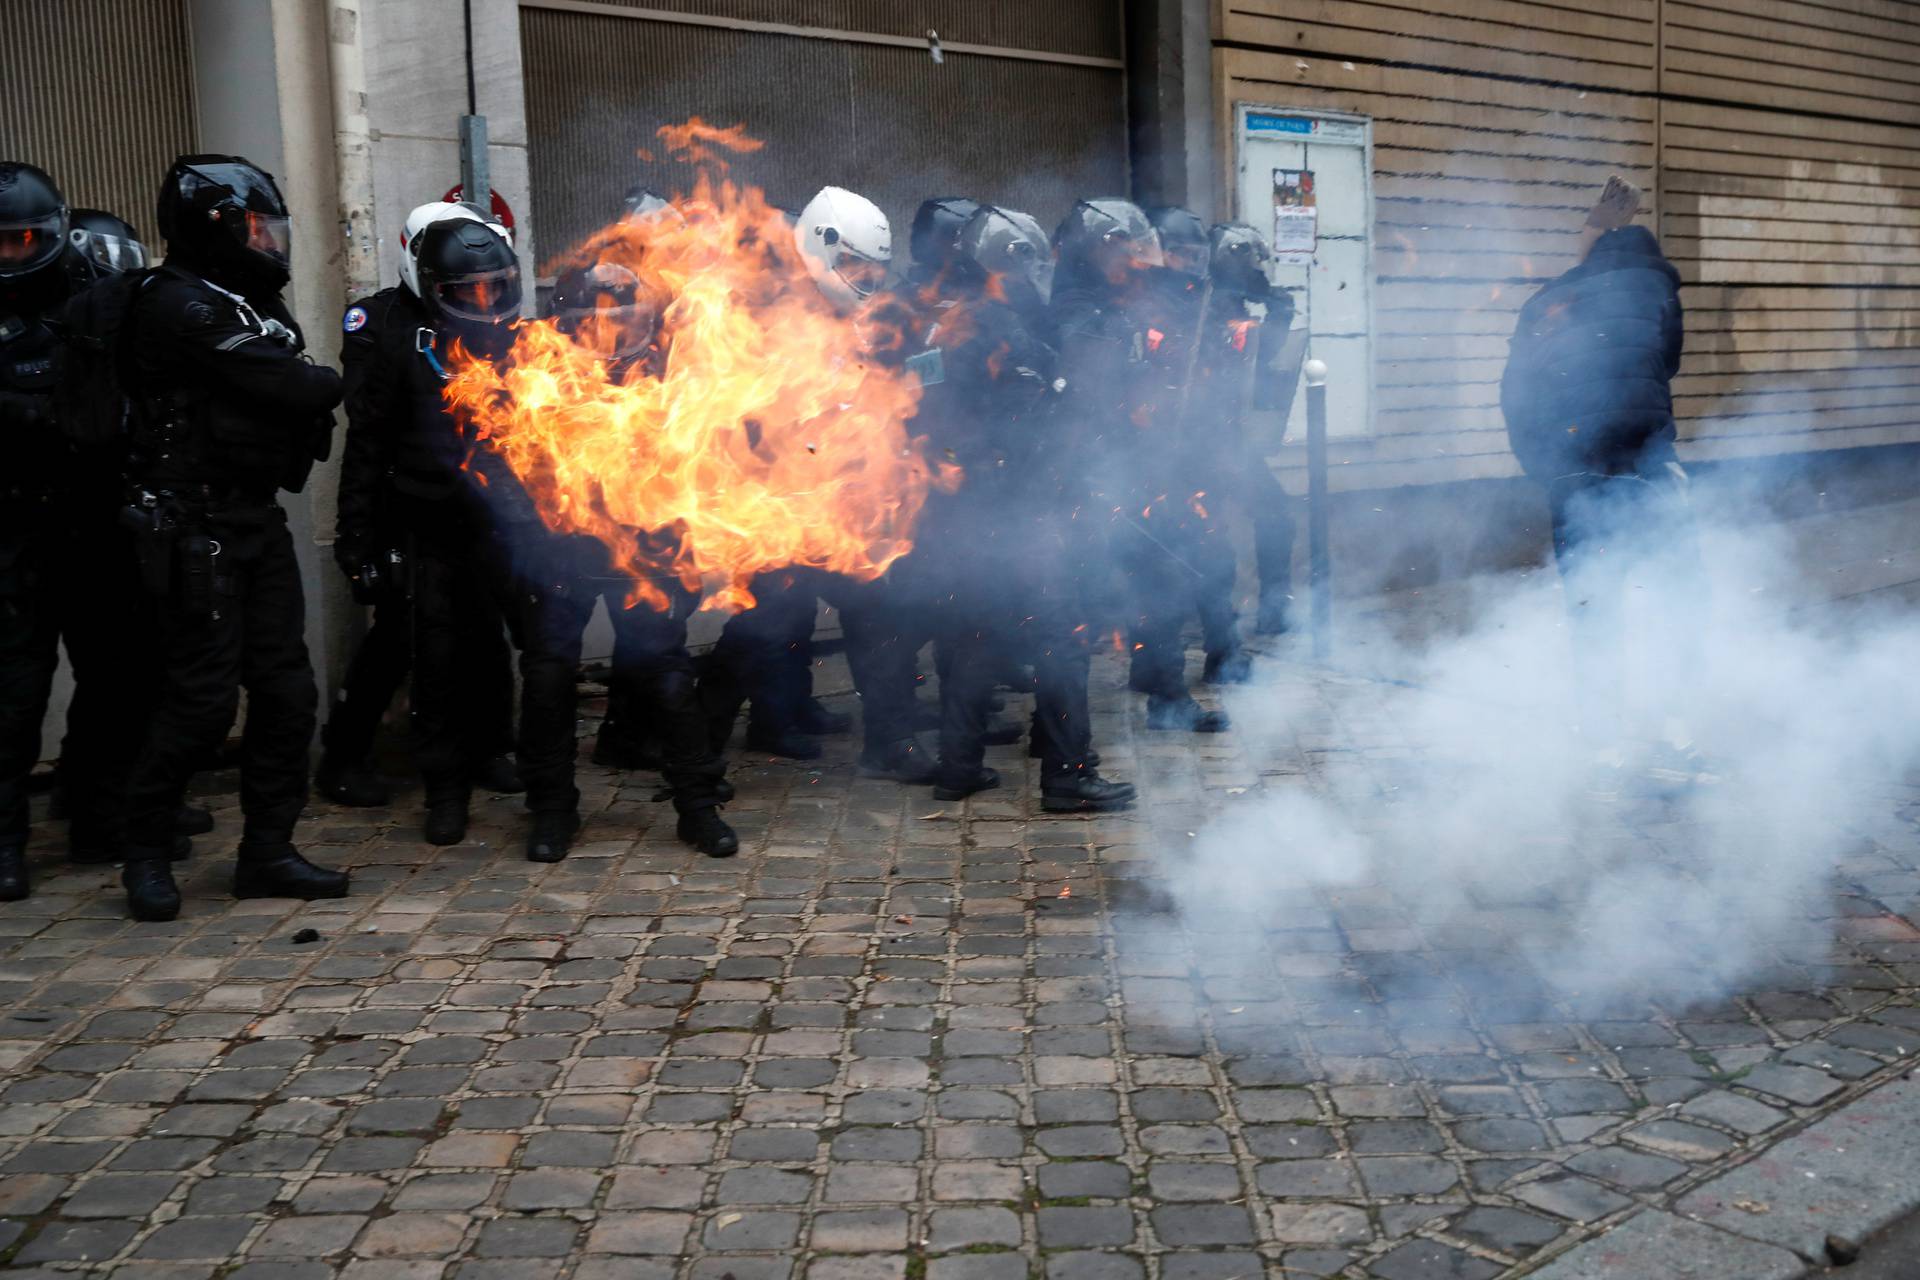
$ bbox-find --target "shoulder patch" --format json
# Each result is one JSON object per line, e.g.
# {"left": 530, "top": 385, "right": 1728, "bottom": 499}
{"left": 343, "top": 306, "right": 370, "bottom": 333}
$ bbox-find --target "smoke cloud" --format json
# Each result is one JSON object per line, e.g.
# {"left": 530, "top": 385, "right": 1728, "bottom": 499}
{"left": 1157, "top": 470, "right": 1920, "bottom": 1015}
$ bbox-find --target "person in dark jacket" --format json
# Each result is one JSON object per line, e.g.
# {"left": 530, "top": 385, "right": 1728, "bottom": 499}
{"left": 1501, "top": 201, "right": 1701, "bottom": 760}
{"left": 0, "top": 164, "right": 152, "bottom": 900}
{"left": 324, "top": 200, "right": 521, "bottom": 814}
{"left": 117, "top": 155, "right": 347, "bottom": 921}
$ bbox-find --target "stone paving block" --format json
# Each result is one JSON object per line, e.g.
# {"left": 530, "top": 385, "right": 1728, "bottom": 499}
{"left": 581, "top": 1212, "right": 693, "bottom": 1255}
{"left": 1045, "top": 1254, "right": 1144, "bottom": 1280}
{"left": 1367, "top": 1239, "right": 1501, "bottom": 1280}
{"left": 1512, "top": 1174, "right": 1634, "bottom": 1224}
{"left": 1673, "top": 1089, "right": 1788, "bottom": 1142}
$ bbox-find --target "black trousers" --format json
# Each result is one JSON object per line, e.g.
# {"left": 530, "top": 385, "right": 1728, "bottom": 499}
{"left": 320, "top": 593, "right": 514, "bottom": 772}
{"left": 831, "top": 571, "right": 928, "bottom": 753}
{"left": 1018, "top": 515, "right": 1098, "bottom": 771}
{"left": 486, "top": 530, "right": 595, "bottom": 817}
{"left": 704, "top": 569, "right": 820, "bottom": 736}
{"left": 407, "top": 514, "right": 520, "bottom": 807}
{"left": 594, "top": 574, "right": 727, "bottom": 812}
{"left": 0, "top": 520, "right": 151, "bottom": 851}
{"left": 1117, "top": 518, "right": 1238, "bottom": 700}
{"left": 1225, "top": 444, "right": 1297, "bottom": 599}
{"left": 124, "top": 509, "right": 317, "bottom": 861}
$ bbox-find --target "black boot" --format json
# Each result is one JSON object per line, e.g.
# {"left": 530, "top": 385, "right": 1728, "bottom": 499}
{"left": 315, "top": 755, "right": 392, "bottom": 807}
{"left": 1201, "top": 649, "right": 1253, "bottom": 685}
{"left": 933, "top": 765, "right": 1000, "bottom": 803}
{"left": 526, "top": 810, "right": 580, "bottom": 863}
{"left": 175, "top": 804, "right": 217, "bottom": 835}
{"left": 1041, "top": 768, "right": 1136, "bottom": 814}
{"left": 123, "top": 858, "right": 181, "bottom": 921}
{"left": 233, "top": 843, "right": 350, "bottom": 900}
{"left": 0, "top": 846, "right": 27, "bottom": 902}
{"left": 677, "top": 807, "right": 739, "bottom": 858}
{"left": 744, "top": 722, "right": 823, "bottom": 760}
{"left": 1255, "top": 591, "right": 1292, "bottom": 636}
{"left": 795, "top": 698, "right": 852, "bottom": 736}
{"left": 470, "top": 754, "right": 524, "bottom": 795}
{"left": 1147, "top": 695, "right": 1231, "bottom": 733}
{"left": 857, "top": 738, "right": 939, "bottom": 784}
{"left": 423, "top": 799, "right": 469, "bottom": 846}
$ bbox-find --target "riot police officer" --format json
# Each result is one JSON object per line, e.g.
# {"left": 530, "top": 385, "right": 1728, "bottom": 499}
{"left": 1193, "top": 221, "right": 1298, "bottom": 646}
{"left": 411, "top": 216, "right": 594, "bottom": 861}
{"left": 1052, "top": 198, "right": 1229, "bottom": 736}
{"left": 116, "top": 154, "right": 346, "bottom": 921}
{"left": 915, "top": 202, "right": 1137, "bottom": 808}
{"left": 324, "top": 200, "right": 521, "bottom": 814}
{"left": 0, "top": 164, "right": 129, "bottom": 899}
{"left": 545, "top": 255, "right": 738, "bottom": 856}
{"left": 700, "top": 187, "right": 886, "bottom": 765}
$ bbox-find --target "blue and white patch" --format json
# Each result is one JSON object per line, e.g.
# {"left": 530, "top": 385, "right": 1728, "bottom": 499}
{"left": 343, "top": 306, "right": 369, "bottom": 333}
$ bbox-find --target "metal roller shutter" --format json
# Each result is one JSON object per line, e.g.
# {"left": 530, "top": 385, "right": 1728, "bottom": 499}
{"left": 0, "top": 0, "right": 198, "bottom": 247}
{"left": 520, "top": 0, "right": 1127, "bottom": 265}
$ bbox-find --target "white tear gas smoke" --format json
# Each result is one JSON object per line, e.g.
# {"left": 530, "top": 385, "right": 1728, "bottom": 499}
{"left": 1162, "top": 472, "right": 1920, "bottom": 1012}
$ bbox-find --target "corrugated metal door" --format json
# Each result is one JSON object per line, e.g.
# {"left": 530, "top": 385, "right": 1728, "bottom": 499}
{"left": 520, "top": 0, "right": 1127, "bottom": 265}
{"left": 0, "top": 0, "right": 198, "bottom": 247}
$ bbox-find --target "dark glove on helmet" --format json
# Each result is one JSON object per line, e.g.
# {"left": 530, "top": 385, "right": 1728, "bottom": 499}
{"left": 908, "top": 196, "right": 982, "bottom": 284}
{"left": 1053, "top": 198, "right": 1160, "bottom": 296}
{"left": 959, "top": 205, "right": 1055, "bottom": 318}
{"left": 1147, "top": 206, "right": 1209, "bottom": 280}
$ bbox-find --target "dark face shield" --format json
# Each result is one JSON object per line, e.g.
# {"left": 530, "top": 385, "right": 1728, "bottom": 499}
{"left": 0, "top": 211, "right": 68, "bottom": 277}
{"left": 241, "top": 211, "right": 292, "bottom": 267}
{"left": 432, "top": 266, "right": 524, "bottom": 325}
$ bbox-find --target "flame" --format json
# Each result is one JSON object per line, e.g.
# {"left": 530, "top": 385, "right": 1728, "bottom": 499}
{"left": 443, "top": 121, "right": 944, "bottom": 612}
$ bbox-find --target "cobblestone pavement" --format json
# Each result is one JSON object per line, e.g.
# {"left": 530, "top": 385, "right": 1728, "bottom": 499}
{"left": 2, "top": 636, "right": 1918, "bottom": 1279}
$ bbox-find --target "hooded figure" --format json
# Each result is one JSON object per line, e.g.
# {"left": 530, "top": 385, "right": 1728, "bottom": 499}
{"left": 1500, "top": 224, "right": 1684, "bottom": 484}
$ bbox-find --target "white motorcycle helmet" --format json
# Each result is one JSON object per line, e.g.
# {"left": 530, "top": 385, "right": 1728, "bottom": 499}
{"left": 399, "top": 199, "right": 510, "bottom": 299}
{"left": 793, "top": 185, "right": 891, "bottom": 309}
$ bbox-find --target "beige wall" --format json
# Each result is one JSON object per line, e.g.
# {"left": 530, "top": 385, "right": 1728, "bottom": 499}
{"left": 1216, "top": 0, "right": 1920, "bottom": 490}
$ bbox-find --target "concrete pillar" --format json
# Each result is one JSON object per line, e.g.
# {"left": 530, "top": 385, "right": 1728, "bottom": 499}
{"left": 1124, "top": 0, "right": 1216, "bottom": 220}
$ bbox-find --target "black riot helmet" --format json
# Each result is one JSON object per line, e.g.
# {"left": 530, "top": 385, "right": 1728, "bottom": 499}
{"left": 415, "top": 215, "right": 523, "bottom": 340}
{"left": 959, "top": 205, "right": 1054, "bottom": 317}
{"left": 1208, "top": 222, "right": 1274, "bottom": 299}
{"left": 908, "top": 196, "right": 981, "bottom": 279}
{"left": 551, "top": 258, "right": 661, "bottom": 363}
{"left": 1053, "top": 198, "right": 1162, "bottom": 295}
{"left": 156, "top": 154, "right": 292, "bottom": 297}
{"left": 69, "top": 208, "right": 149, "bottom": 276}
{"left": 0, "top": 162, "right": 71, "bottom": 287}
{"left": 1147, "top": 207, "right": 1208, "bottom": 279}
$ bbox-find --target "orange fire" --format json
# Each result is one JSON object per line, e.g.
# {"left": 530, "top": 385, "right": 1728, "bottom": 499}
{"left": 443, "top": 119, "right": 948, "bottom": 611}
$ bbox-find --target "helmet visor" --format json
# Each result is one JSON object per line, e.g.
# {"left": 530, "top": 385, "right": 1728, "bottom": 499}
{"left": 75, "top": 229, "right": 149, "bottom": 274}
{"left": 243, "top": 211, "right": 292, "bottom": 267}
{"left": 0, "top": 211, "right": 69, "bottom": 276}
{"left": 432, "top": 266, "right": 524, "bottom": 324}
{"left": 834, "top": 251, "right": 889, "bottom": 299}
{"left": 1164, "top": 243, "right": 1207, "bottom": 277}
{"left": 559, "top": 302, "right": 656, "bottom": 361}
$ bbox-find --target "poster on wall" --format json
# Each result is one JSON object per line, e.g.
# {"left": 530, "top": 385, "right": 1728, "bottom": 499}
{"left": 1272, "top": 168, "right": 1317, "bottom": 263}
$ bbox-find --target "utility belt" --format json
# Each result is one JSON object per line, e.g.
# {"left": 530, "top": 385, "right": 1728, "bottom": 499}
{"left": 119, "top": 486, "right": 282, "bottom": 621}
